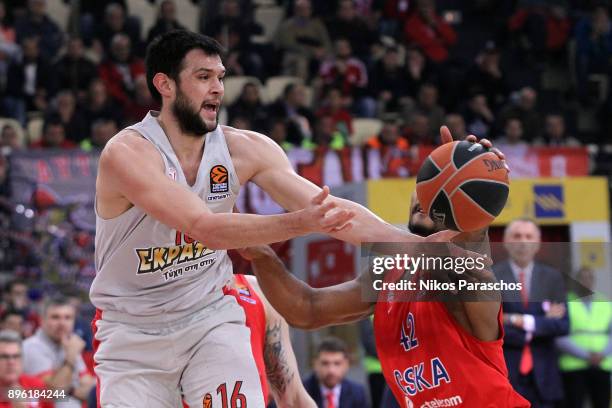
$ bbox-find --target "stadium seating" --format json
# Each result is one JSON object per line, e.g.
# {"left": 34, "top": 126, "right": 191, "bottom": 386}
{"left": 263, "top": 76, "right": 304, "bottom": 104}
{"left": 349, "top": 118, "right": 383, "bottom": 146}
{"left": 223, "top": 76, "right": 263, "bottom": 105}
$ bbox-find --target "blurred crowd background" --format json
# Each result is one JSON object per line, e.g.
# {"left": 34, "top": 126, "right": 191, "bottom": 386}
{"left": 0, "top": 0, "right": 611, "bottom": 407}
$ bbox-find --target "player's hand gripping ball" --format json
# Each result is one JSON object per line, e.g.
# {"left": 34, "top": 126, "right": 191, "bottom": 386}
{"left": 416, "top": 140, "right": 509, "bottom": 232}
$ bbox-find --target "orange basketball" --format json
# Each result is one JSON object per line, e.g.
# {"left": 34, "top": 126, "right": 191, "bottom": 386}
{"left": 416, "top": 141, "right": 510, "bottom": 232}
{"left": 210, "top": 165, "right": 228, "bottom": 183}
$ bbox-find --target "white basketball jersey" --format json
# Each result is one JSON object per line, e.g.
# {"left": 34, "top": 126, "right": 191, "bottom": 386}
{"left": 90, "top": 111, "right": 240, "bottom": 319}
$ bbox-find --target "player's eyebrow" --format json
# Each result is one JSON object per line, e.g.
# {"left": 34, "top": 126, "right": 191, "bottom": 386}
{"left": 193, "top": 67, "right": 226, "bottom": 75}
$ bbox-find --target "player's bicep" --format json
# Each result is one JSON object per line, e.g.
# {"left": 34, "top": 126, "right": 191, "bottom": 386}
{"left": 249, "top": 137, "right": 319, "bottom": 211}
{"left": 100, "top": 140, "right": 209, "bottom": 233}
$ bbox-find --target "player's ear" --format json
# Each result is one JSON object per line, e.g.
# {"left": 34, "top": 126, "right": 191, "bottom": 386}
{"left": 153, "top": 73, "right": 174, "bottom": 100}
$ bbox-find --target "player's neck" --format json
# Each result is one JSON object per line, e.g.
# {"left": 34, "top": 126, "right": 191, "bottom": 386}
{"left": 157, "top": 110, "right": 206, "bottom": 162}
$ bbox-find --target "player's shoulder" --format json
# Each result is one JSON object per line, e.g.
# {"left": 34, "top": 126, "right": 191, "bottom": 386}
{"left": 101, "top": 129, "right": 156, "bottom": 155}
{"left": 99, "top": 129, "right": 163, "bottom": 169}
{"left": 221, "top": 125, "right": 282, "bottom": 152}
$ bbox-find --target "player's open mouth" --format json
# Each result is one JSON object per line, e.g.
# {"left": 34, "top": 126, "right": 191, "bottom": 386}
{"left": 202, "top": 103, "right": 219, "bottom": 113}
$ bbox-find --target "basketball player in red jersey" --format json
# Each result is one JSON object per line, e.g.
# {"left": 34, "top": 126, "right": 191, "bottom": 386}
{"left": 223, "top": 274, "right": 316, "bottom": 407}
{"left": 237, "top": 136, "right": 529, "bottom": 408}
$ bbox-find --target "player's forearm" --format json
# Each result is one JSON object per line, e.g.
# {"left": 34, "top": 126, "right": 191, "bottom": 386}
{"left": 249, "top": 246, "right": 318, "bottom": 329}
{"left": 251, "top": 247, "right": 370, "bottom": 329}
{"left": 188, "top": 212, "right": 307, "bottom": 250}
{"left": 329, "top": 197, "right": 423, "bottom": 245}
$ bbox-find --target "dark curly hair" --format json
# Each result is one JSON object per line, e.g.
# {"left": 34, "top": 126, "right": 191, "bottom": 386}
{"left": 145, "top": 30, "right": 225, "bottom": 103}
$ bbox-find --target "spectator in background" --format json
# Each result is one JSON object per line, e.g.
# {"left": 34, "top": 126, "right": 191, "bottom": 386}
{"left": 274, "top": 0, "right": 332, "bottom": 78}
{"left": 14, "top": 0, "right": 62, "bottom": 60}
{"left": 0, "top": 123, "right": 23, "bottom": 150}
{"left": 23, "top": 296, "right": 96, "bottom": 408}
{"left": 575, "top": 6, "right": 612, "bottom": 97}
{"left": 310, "top": 114, "right": 346, "bottom": 149}
{"left": 79, "top": 0, "right": 127, "bottom": 45}
{"left": 403, "top": 82, "right": 445, "bottom": 137}
{"left": 124, "top": 75, "right": 158, "bottom": 124}
{"left": 325, "top": 0, "right": 377, "bottom": 61}
{"left": 266, "top": 117, "right": 292, "bottom": 151}
{"left": 557, "top": 266, "right": 611, "bottom": 408}
{"left": 204, "top": 0, "right": 261, "bottom": 49}
{"left": 45, "top": 90, "right": 88, "bottom": 143}
{"left": 98, "top": 33, "right": 145, "bottom": 108}
{"left": 5, "top": 36, "right": 55, "bottom": 124}
{"left": 316, "top": 87, "right": 353, "bottom": 139}
{"left": 318, "top": 38, "right": 374, "bottom": 116}
{"left": 494, "top": 117, "right": 540, "bottom": 176}
{"left": 368, "top": 44, "right": 410, "bottom": 115}
{"left": 0, "top": 1, "right": 15, "bottom": 44}
{"left": 304, "top": 337, "right": 369, "bottom": 408}
{"left": 375, "top": 0, "right": 411, "bottom": 37}
{"left": 444, "top": 112, "right": 468, "bottom": 140}
{"left": 80, "top": 118, "right": 118, "bottom": 151}
{"left": 0, "top": 310, "right": 24, "bottom": 337}
{"left": 534, "top": 113, "right": 581, "bottom": 147}
{"left": 495, "top": 117, "right": 528, "bottom": 149}
{"left": 460, "top": 93, "right": 495, "bottom": 139}
{"left": 508, "top": 1, "right": 571, "bottom": 64}
{"left": 212, "top": 23, "right": 264, "bottom": 79}
{"left": 498, "top": 86, "right": 542, "bottom": 141}
{"left": 0, "top": 1, "right": 19, "bottom": 93}
{"left": 0, "top": 330, "right": 54, "bottom": 407}
{"left": 493, "top": 218, "right": 569, "bottom": 408}
{"left": 53, "top": 36, "right": 97, "bottom": 101}
{"left": 464, "top": 41, "right": 509, "bottom": 111}
{"left": 228, "top": 82, "right": 268, "bottom": 133}
{"left": 405, "top": 111, "right": 436, "bottom": 146}
{"left": 403, "top": 0, "right": 457, "bottom": 63}
{"left": 30, "top": 116, "right": 75, "bottom": 149}
{"left": 83, "top": 78, "right": 124, "bottom": 130}
{"left": 1, "top": 280, "right": 37, "bottom": 336}
{"left": 404, "top": 46, "right": 437, "bottom": 97}
{"left": 366, "top": 115, "right": 411, "bottom": 177}
{"left": 267, "top": 83, "right": 315, "bottom": 146}
{"left": 147, "top": 0, "right": 185, "bottom": 44}
{"left": 93, "top": 2, "right": 141, "bottom": 58}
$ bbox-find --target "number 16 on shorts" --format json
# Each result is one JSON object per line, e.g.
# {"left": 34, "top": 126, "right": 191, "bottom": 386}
{"left": 203, "top": 381, "right": 247, "bottom": 408}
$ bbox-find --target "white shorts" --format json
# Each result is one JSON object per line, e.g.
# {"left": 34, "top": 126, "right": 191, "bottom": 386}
{"left": 93, "top": 292, "right": 264, "bottom": 407}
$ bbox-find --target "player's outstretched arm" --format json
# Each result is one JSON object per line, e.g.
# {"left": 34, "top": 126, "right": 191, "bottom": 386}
{"left": 97, "top": 132, "right": 354, "bottom": 249}
{"left": 237, "top": 130, "right": 422, "bottom": 245}
{"left": 239, "top": 246, "right": 374, "bottom": 330}
{"left": 241, "top": 126, "right": 504, "bottom": 246}
{"left": 246, "top": 276, "right": 317, "bottom": 408}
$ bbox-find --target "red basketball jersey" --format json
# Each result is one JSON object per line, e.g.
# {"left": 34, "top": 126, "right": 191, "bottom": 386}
{"left": 223, "top": 275, "right": 270, "bottom": 405}
{"left": 374, "top": 299, "right": 530, "bottom": 408}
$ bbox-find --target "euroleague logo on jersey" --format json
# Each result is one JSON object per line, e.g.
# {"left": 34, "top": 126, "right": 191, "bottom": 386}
{"left": 210, "top": 165, "right": 229, "bottom": 193}
{"left": 202, "top": 393, "right": 212, "bottom": 408}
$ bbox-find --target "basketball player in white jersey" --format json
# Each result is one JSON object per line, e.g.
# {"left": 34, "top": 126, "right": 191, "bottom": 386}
{"left": 91, "top": 30, "right": 458, "bottom": 407}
